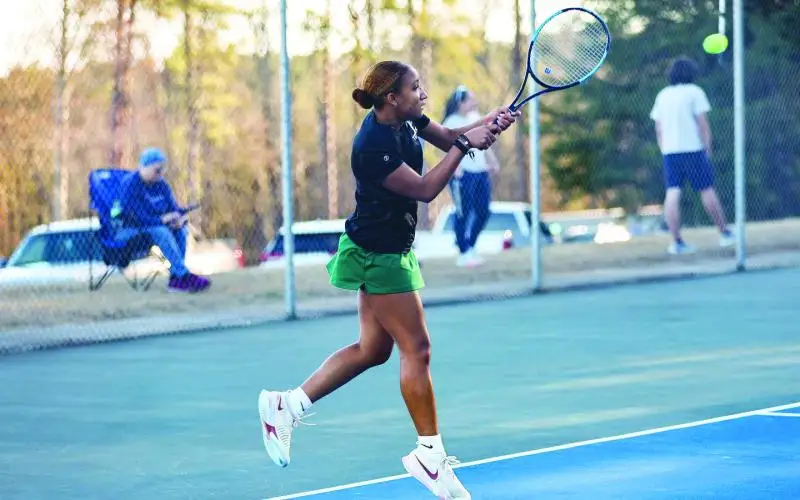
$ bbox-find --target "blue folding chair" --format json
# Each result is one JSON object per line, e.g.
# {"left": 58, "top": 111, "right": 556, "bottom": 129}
{"left": 88, "top": 168, "right": 165, "bottom": 291}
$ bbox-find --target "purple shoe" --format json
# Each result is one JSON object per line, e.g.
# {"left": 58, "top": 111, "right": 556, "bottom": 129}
{"left": 188, "top": 273, "right": 211, "bottom": 292}
{"left": 168, "top": 273, "right": 211, "bottom": 293}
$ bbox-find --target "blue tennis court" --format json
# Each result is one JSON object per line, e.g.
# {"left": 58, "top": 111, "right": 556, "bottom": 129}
{"left": 269, "top": 402, "right": 800, "bottom": 499}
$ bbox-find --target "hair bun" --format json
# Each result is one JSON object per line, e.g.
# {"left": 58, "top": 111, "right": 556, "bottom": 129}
{"left": 352, "top": 88, "right": 375, "bottom": 109}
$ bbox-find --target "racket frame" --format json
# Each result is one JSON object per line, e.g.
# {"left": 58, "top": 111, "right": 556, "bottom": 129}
{"left": 507, "top": 6, "right": 611, "bottom": 113}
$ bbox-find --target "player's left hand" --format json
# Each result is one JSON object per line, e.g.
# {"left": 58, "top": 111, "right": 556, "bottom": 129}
{"left": 484, "top": 107, "right": 520, "bottom": 133}
{"left": 170, "top": 214, "right": 188, "bottom": 229}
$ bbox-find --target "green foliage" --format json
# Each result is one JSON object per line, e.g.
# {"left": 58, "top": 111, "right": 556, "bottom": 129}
{"left": 543, "top": 0, "right": 800, "bottom": 222}
{"left": 1, "top": 0, "right": 798, "bottom": 256}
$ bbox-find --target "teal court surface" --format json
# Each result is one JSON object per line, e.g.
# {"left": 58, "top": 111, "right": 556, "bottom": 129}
{"left": 0, "top": 268, "right": 799, "bottom": 499}
{"left": 271, "top": 402, "right": 800, "bottom": 499}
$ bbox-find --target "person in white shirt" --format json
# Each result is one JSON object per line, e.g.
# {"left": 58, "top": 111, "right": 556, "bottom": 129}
{"left": 441, "top": 85, "right": 500, "bottom": 267}
{"left": 650, "top": 56, "right": 734, "bottom": 255}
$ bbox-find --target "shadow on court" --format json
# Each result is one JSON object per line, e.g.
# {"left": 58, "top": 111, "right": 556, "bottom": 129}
{"left": 1, "top": 268, "right": 799, "bottom": 499}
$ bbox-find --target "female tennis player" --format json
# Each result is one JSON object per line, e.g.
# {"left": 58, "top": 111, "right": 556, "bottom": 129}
{"left": 258, "top": 60, "right": 518, "bottom": 499}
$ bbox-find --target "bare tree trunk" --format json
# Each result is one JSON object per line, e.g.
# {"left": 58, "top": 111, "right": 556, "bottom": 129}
{"left": 511, "top": 0, "right": 528, "bottom": 201}
{"left": 184, "top": 0, "right": 200, "bottom": 211}
{"left": 366, "top": 0, "right": 376, "bottom": 59}
{"left": 0, "top": 171, "right": 9, "bottom": 253}
{"left": 110, "top": 0, "right": 136, "bottom": 169}
{"left": 54, "top": 0, "right": 70, "bottom": 220}
{"left": 321, "top": 0, "right": 338, "bottom": 219}
{"left": 110, "top": 0, "right": 125, "bottom": 168}
{"left": 477, "top": 0, "right": 490, "bottom": 71}
{"left": 254, "top": 4, "right": 281, "bottom": 240}
{"left": 142, "top": 37, "right": 171, "bottom": 161}
{"left": 348, "top": 1, "right": 364, "bottom": 130}
{"left": 408, "top": 0, "right": 433, "bottom": 229}
{"left": 182, "top": 0, "right": 206, "bottom": 238}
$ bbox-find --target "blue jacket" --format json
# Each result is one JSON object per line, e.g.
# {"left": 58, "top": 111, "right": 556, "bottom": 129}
{"left": 119, "top": 171, "right": 179, "bottom": 228}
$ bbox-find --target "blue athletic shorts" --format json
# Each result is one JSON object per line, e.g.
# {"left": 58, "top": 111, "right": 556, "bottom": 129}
{"left": 663, "top": 151, "right": 714, "bottom": 191}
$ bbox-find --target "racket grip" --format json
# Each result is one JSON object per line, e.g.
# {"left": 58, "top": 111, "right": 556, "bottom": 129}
{"left": 492, "top": 106, "right": 517, "bottom": 128}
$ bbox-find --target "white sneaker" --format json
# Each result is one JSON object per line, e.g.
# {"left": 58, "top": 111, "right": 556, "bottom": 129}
{"left": 466, "top": 248, "right": 485, "bottom": 266}
{"left": 402, "top": 448, "right": 471, "bottom": 499}
{"left": 720, "top": 230, "right": 735, "bottom": 248}
{"left": 455, "top": 253, "right": 472, "bottom": 267}
{"left": 258, "top": 390, "right": 312, "bottom": 468}
{"left": 455, "top": 250, "right": 484, "bottom": 268}
{"left": 667, "top": 241, "right": 696, "bottom": 255}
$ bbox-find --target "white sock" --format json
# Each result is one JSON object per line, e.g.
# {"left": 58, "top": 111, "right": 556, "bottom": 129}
{"left": 417, "top": 434, "right": 445, "bottom": 455}
{"left": 286, "top": 387, "right": 313, "bottom": 418}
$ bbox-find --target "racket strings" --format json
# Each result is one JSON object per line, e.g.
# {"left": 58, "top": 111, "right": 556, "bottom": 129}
{"left": 532, "top": 13, "right": 608, "bottom": 88}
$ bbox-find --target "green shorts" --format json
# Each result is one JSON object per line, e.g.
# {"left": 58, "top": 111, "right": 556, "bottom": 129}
{"left": 326, "top": 233, "right": 425, "bottom": 295}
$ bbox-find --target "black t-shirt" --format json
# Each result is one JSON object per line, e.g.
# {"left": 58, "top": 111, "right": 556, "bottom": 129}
{"left": 345, "top": 111, "right": 431, "bottom": 254}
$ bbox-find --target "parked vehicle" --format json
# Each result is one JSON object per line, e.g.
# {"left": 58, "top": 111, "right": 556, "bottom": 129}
{"left": 259, "top": 219, "right": 345, "bottom": 269}
{"left": 0, "top": 218, "right": 243, "bottom": 288}
{"left": 414, "top": 201, "right": 553, "bottom": 260}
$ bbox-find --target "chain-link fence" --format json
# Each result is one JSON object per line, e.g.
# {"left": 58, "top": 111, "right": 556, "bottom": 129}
{"left": 1, "top": 0, "right": 798, "bottom": 353}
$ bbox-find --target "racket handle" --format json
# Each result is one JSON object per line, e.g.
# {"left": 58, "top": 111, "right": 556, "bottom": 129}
{"left": 492, "top": 105, "right": 518, "bottom": 127}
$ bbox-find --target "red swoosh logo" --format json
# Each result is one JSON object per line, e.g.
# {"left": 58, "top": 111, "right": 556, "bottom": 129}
{"left": 416, "top": 456, "right": 439, "bottom": 481}
{"left": 263, "top": 421, "right": 277, "bottom": 440}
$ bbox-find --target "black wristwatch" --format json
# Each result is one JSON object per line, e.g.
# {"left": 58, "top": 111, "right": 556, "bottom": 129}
{"left": 453, "top": 134, "right": 474, "bottom": 157}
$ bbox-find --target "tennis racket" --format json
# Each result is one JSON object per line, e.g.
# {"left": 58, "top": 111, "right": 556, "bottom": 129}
{"left": 502, "top": 7, "right": 610, "bottom": 115}
{"left": 178, "top": 202, "right": 201, "bottom": 215}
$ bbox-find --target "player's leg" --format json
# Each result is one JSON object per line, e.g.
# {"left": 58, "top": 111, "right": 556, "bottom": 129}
{"left": 258, "top": 290, "right": 394, "bottom": 468}
{"left": 664, "top": 187, "right": 683, "bottom": 242}
{"left": 663, "top": 154, "right": 694, "bottom": 254}
{"left": 468, "top": 172, "right": 492, "bottom": 251}
{"left": 367, "top": 291, "right": 471, "bottom": 499}
{"left": 368, "top": 291, "right": 436, "bottom": 435}
{"left": 692, "top": 152, "right": 734, "bottom": 247}
{"left": 457, "top": 173, "right": 484, "bottom": 267}
{"left": 700, "top": 188, "right": 732, "bottom": 235}
{"left": 299, "top": 289, "right": 395, "bottom": 403}
{"left": 449, "top": 178, "right": 471, "bottom": 261}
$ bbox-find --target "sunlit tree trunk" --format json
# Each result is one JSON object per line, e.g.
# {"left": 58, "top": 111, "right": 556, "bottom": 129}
{"left": 321, "top": 0, "right": 338, "bottom": 219}
{"left": 408, "top": 0, "right": 434, "bottom": 229}
{"left": 110, "top": 0, "right": 137, "bottom": 169}
{"left": 183, "top": 0, "right": 201, "bottom": 213}
{"left": 511, "top": 0, "right": 528, "bottom": 202}
{"left": 54, "top": 0, "right": 71, "bottom": 220}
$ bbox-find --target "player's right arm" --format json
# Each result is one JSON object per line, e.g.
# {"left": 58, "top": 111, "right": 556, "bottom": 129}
{"left": 693, "top": 86, "right": 713, "bottom": 157}
{"left": 649, "top": 91, "right": 663, "bottom": 153}
{"left": 418, "top": 108, "right": 517, "bottom": 153}
{"left": 696, "top": 112, "right": 712, "bottom": 157}
{"left": 654, "top": 121, "right": 663, "bottom": 152}
{"left": 383, "top": 127, "right": 496, "bottom": 203}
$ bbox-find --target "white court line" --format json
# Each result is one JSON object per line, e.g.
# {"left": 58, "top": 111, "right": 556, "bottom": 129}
{"left": 264, "top": 401, "right": 800, "bottom": 500}
{"left": 757, "top": 411, "right": 800, "bottom": 418}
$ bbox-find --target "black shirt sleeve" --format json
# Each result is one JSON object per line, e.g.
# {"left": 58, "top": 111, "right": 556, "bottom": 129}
{"left": 411, "top": 114, "right": 431, "bottom": 130}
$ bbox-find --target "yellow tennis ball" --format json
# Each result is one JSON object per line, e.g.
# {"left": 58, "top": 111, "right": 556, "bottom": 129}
{"left": 703, "top": 33, "right": 729, "bottom": 54}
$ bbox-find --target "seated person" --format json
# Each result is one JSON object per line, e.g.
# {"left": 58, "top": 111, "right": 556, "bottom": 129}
{"left": 118, "top": 147, "right": 211, "bottom": 293}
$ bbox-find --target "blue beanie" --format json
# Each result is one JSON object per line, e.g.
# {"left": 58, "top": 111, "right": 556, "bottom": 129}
{"left": 139, "top": 147, "right": 167, "bottom": 168}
